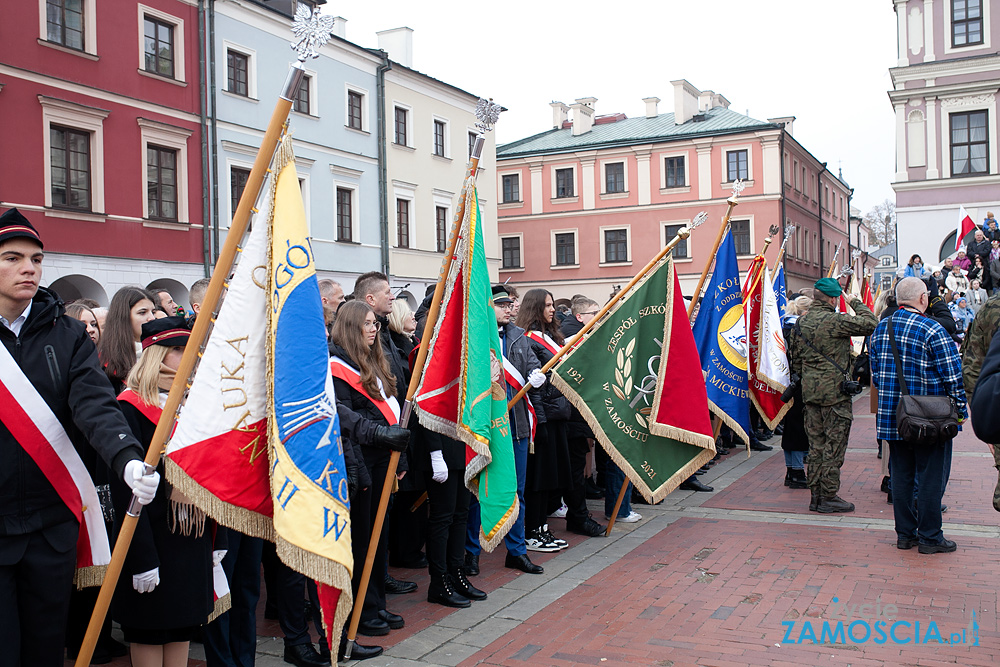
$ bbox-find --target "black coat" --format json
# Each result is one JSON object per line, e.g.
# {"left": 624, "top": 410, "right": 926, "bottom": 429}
{"left": 329, "top": 343, "right": 407, "bottom": 484}
{"left": 559, "top": 316, "right": 593, "bottom": 439}
{"left": 525, "top": 332, "right": 571, "bottom": 424}
{"left": 780, "top": 321, "right": 808, "bottom": 452}
{"left": 111, "top": 402, "right": 217, "bottom": 630}
{"left": 499, "top": 322, "right": 543, "bottom": 440}
{"left": 0, "top": 287, "right": 143, "bottom": 536}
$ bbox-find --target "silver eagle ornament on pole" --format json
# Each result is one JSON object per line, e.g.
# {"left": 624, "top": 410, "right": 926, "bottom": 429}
{"left": 291, "top": 3, "right": 335, "bottom": 61}
{"left": 474, "top": 98, "right": 503, "bottom": 135}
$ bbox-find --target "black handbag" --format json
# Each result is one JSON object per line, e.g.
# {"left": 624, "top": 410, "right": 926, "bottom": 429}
{"left": 886, "top": 313, "right": 959, "bottom": 446}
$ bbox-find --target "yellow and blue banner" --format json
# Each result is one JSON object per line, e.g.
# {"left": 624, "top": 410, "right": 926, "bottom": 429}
{"left": 266, "top": 136, "right": 352, "bottom": 644}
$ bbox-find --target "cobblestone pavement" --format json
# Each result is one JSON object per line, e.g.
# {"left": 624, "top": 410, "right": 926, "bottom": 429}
{"left": 70, "top": 392, "right": 1000, "bottom": 666}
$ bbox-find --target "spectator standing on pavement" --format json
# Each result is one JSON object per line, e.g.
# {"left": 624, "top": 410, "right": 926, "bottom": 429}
{"left": 786, "top": 277, "right": 877, "bottom": 514}
{"left": 780, "top": 296, "right": 813, "bottom": 490}
{"left": 870, "top": 278, "right": 966, "bottom": 554}
{"left": 902, "top": 254, "right": 929, "bottom": 279}
{"left": 960, "top": 290, "right": 1000, "bottom": 512}
{"left": 955, "top": 249, "right": 972, "bottom": 271}
{"left": 945, "top": 265, "right": 970, "bottom": 297}
{"left": 968, "top": 279, "right": 989, "bottom": 313}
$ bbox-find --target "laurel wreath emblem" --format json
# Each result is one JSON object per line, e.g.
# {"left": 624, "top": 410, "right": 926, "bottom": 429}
{"left": 612, "top": 337, "right": 653, "bottom": 429}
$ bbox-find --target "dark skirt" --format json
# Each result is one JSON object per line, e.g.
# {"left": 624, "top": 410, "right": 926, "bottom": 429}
{"left": 121, "top": 624, "right": 200, "bottom": 645}
{"left": 526, "top": 421, "right": 572, "bottom": 492}
{"left": 780, "top": 397, "right": 808, "bottom": 452}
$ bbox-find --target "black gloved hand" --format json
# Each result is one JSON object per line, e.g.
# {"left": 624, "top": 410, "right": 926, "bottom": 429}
{"left": 346, "top": 460, "right": 360, "bottom": 501}
{"left": 373, "top": 424, "right": 410, "bottom": 452}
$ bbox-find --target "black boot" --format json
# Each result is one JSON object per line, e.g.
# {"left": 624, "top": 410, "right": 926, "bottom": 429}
{"left": 787, "top": 468, "right": 807, "bottom": 489}
{"left": 816, "top": 495, "right": 855, "bottom": 513}
{"left": 427, "top": 574, "right": 470, "bottom": 608}
{"left": 784, "top": 468, "right": 794, "bottom": 487}
{"left": 463, "top": 551, "right": 480, "bottom": 576}
{"left": 450, "top": 568, "right": 487, "bottom": 601}
{"left": 809, "top": 491, "right": 820, "bottom": 512}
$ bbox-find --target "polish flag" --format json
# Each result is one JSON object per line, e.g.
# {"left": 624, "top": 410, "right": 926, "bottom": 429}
{"left": 957, "top": 206, "right": 977, "bottom": 251}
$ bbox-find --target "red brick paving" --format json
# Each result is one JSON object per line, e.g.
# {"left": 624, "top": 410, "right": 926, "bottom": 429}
{"left": 461, "top": 517, "right": 999, "bottom": 667}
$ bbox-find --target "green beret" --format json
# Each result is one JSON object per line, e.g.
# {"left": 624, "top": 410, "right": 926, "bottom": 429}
{"left": 814, "top": 277, "right": 842, "bottom": 297}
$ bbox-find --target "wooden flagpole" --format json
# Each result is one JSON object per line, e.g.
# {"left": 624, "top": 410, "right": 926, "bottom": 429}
{"left": 344, "top": 100, "right": 500, "bottom": 657}
{"left": 827, "top": 240, "right": 843, "bottom": 278}
{"left": 506, "top": 212, "right": 707, "bottom": 412}
{"left": 686, "top": 181, "right": 746, "bottom": 320}
{"left": 74, "top": 61, "right": 308, "bottom": 667}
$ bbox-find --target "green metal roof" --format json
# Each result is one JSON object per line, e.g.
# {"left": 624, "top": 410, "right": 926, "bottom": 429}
{"left": 498, "top": 106, "right": 776, "bottom": 158}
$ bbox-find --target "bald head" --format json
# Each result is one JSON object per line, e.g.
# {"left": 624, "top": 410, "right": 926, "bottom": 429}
{"left": 895, "top": 277, "right": 928, "bottom": 312}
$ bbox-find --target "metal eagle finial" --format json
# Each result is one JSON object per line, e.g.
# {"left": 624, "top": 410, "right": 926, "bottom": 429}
{"left": 474, "top": 98, "right": 503, "bottom": 134}
{"left": 291, "top": 4, "right": 334, "bottom": 61}
{"left": 784, "top": 223, "right": 796, "bottom": 239}
{"left": 730, "top": 179, "right": 746, "bottom": 200}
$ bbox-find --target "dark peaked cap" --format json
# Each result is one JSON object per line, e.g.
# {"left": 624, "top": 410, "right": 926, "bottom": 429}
{"left": 0, "top": 208, "right": 43, "bottom": 248}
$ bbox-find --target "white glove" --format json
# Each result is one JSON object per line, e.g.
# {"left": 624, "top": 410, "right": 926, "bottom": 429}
{"left": 124, "top": 460, "right": 160, "bottom": 506}
{"left": 213, "top": 550, "right": 228, "bottom": 567}
{"left": 132, "top": 567, "right": 160, "bottom": 593}
{"left": 430, "top": 450, "right": 448, "bottom": 483}
{"left": 528, "top": 369, "right": 546, "bottom": 388}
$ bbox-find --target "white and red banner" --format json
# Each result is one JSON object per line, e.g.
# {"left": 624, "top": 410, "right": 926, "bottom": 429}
{"left": 743, "top": 256, "right": 792, "bottom": 430}
{"left": 957, "top": 206, "right": 977, "bottom": 251}
{"left": 165, "top": 203, "right": 273, "bottom": 538}
{"left": 0, "top": 344, "right": 110, "bottom": 587}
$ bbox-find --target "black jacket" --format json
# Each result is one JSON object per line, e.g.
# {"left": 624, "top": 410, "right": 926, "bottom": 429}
{"left": 967, "top": 238, "right": 992, "bottom": 264}
{"left": 329, "top": 343, "right": 407, "bottom": 483}
{"left": 559, "top": 317, "right": 593, "bottom": 439}
{"left": 972, "top": 329, "right": 1000, "bottom": 443}
{"left": 525, "top": 331, "right": 572, "bottom": 424}
{"left": 378, "top": 316, "right": 409, "bottom": 401}
{"left": 0, "top": 287, "right": 143, "bottom": 536}
{"left": 499, "top": 322, "right": 542, "bottom": 440}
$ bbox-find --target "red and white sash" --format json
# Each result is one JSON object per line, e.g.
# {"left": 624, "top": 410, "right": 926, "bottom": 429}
{"left": 501, "top": 356, "right": 536, "bottom": 444}
{"left": 0, "top": 342, "right": 110, "bottom": 582}
{"left": 525, "top": 330, "right": 563, "bottom": 358}
{"left": 330, "top": 356, "right": 400, "bottom": 425}
{"left": 119, "top": 388, "right": 230, "bottom": 618}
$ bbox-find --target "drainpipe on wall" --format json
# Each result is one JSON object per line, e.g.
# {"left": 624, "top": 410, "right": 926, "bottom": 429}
{"left": 377, "top": 52, "right": 392, "bottom": 276}
{"left": 209, "top": 0, "right": 220, "bottom": 264}
{"left": 817, "top": 163, "right": 826, "bottom": 276}
{"left": 778, "top": 131, "right": 786, "bottom": 271}
{"left": 847, "top": 186, "right": 855, "bottom": 271}
{"left": 198, "top": 0, "right": 211, "bottom": 278}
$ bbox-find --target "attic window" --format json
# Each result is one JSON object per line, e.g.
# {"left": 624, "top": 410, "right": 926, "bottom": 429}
{"left": 691, "top": 113, "right": 707, "bottom": 122}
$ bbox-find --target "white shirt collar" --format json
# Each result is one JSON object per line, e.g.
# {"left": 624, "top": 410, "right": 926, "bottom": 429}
{"left": 0, "top": 301, "right": 32, "bottom": 337}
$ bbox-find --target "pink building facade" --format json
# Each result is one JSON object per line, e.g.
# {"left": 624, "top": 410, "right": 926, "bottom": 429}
{"left": 0, "top": 0, "right": 206, "bottom": 305}
{"left": 890, "top": 0, "right": 1000, "bottom": 265}
{"left": 496, "top": 82, "right": 853, "bottom": 302}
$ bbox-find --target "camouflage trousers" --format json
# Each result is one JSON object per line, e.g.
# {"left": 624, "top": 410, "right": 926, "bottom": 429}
{"left": 993, "top": 446, "right": 1000, "bottom": 512}
{"left": 803, "top": 402, "right": 854, "bottom": 498}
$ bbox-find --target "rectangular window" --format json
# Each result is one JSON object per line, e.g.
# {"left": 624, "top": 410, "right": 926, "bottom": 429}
{"left": 665, "top": 224, "right": 688, "bottom": 259}
{"left": 433, "top": 120, "right": 446, "bottom": 157}
{"left": 347, "top": 91, "right": 363, "bottom": 130}
{"left": 502, "top": 237, "right": 521, "bottom": 269}
{"left": 50, "top": 125, "right": 90, "bottom": 211}
{"left": 147, "top": 144, "right": 178, "bottom": 220}
{"left": 555, "top": 168, "right": 574, "bottom": 198}
{"left": 468, "top": 132, "right": 477, "bottom": 159}
{"left": 731, "top": 219, "right": 751, "bottom": 255}
{"left": 951, "top": 110, "right": 989, "bottom": 176}
{"left": 502, "top": 174, "right": 520, "bottom": 203}
{"left": 664, "top": 156, "right": 685, "bottom": 188}
{"left": 604, "top": 229, "right": 628, "bottom": 263}
{"left": 230, "top": 167, "right": 250, "bottom": 219}
{"left": 952, "top": 0, "right": 984, "bottom": 47}
{"left": 555, "top": 232, "right": 575, "bottom": 265}
{"left": 727, "top": 149, "right": 748, "bottom": 181}
{"left": 46, "top": 0, "right": 84, "bottom": 50}
{"left": 605, "top": 162, "right": 625, "bottom": 193}
{"left": 394, "top": 107, "right": 408, "bottom": 145}
{"left": 396, "top": 198, "right": 409, "bottom": 248}
{"left": 435, "top": 206, "right": 448, "bottom": 252}
{"left": 293, "top": 75, "right": 311, "bottom": 114}
{"left": 336, "top": 187, "right": 352, "bottom": 242}
{"left": 144, "top": 16, "right": 174, "bottom": 78}
{"left": 227, "top": 49, "right": 248, "bottom": 96}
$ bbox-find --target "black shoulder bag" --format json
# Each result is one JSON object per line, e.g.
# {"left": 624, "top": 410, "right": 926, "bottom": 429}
{"left": 791, "top": 322, "right": 863, "bottom": 398}
{"left": 886, "top": 313, "right": 959, "bottom": 446}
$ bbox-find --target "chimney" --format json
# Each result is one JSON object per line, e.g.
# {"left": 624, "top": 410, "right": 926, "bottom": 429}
{"left": 569, "top": 97, "right": 596, "bottom": 136}
{"left": 768, "top": 115, "right": 796, "bottom": 136}
{"left": 642, "top": 96, "right": 660, "bottom": 118}
{"left": 550, "top": 101, "right": 570, "bottom": 129}
{"left": 331, "top": 16, "right": 347, "bottom": 39}
{"left": 377, "top": 27, "right": 413, "bottom": 67}
{"left": 670, "top": 79, "right": 699, "bottom": 125}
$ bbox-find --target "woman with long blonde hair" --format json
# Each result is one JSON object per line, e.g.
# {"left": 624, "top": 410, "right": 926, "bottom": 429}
{"left": 111, "top": 317, "right": 220, "bottom": 667}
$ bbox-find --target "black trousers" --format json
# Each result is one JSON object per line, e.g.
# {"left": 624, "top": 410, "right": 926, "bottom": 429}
{"left": 351, "top": 460, "right": 389, "bottom": 623}
{"left": 388, "top": 490, "right": 427, "bottom": 566}
{"left": 423, "top": 470, "right": 470, "bottom": 579}
{"left": 564, "top": 436, "right": 591, "bottom": 526}
{"left": 263, "top": 541, "right": 322, "bottom": 649}
{"left": 0, "top": 521, "right": 78, "bottom": 667}
{"left": 203, "top": 531, "right": 263, "bottom": 667}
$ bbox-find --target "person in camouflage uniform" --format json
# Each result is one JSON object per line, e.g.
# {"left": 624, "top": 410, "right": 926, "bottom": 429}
{"left": 787, "top": 277, "right": 877, "bottom": 513}
{"left": 959, "top": 291, "right": 1000, "bottom": 512}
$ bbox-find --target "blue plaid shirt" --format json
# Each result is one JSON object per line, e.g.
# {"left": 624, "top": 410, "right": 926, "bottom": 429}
{"left": 870, "top": 308, "right": 967, "bottom": 441}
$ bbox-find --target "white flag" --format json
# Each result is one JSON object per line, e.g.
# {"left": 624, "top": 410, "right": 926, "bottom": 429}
{"left": 757, "top": 265, "right": 790, "bottom": 390}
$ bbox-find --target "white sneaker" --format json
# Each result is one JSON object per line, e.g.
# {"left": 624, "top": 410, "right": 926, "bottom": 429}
{"left": 549, "top": 504, "right": 568, "bottom": 518}
{"left": 605, "top": 511, "right": 642, "bottom": 523}
{"left": 525, "top": 529, "right": 560, "bottom": 552}
{"left": 540, "top": 524, "right": 568, "bottom": 549}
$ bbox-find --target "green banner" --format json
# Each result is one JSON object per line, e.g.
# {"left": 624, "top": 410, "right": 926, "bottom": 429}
{"left": 552, "top": 257, "right": 715, "bottom": 503}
